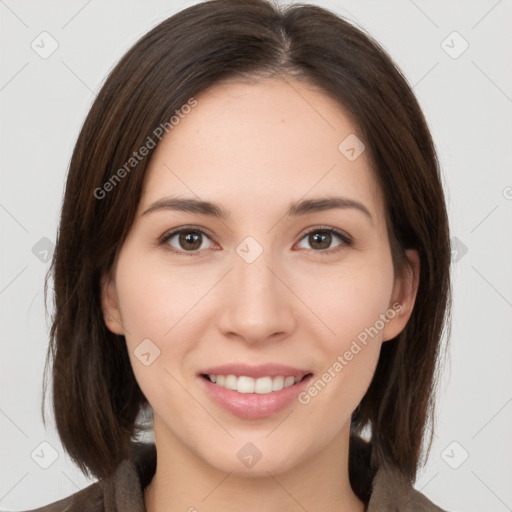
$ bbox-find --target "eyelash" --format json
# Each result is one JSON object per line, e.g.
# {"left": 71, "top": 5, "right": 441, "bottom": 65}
{"left": 157, "top": 225, "right": 353, "bottom": 256}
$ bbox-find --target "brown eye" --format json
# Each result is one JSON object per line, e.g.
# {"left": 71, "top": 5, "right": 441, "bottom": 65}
{"left": 161, "top": 228, "right": 213, "bottom": 253}
{"left": 296, "top": 227, "right": 352, "bottom": 253}
{"left": 308, "top": 231, "right": 332, "bottom": 250}
{"left": 178, "top": 231, "right": 203, "bottom": 250}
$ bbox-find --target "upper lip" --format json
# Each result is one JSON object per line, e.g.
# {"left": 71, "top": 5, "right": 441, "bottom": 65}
{"left": 199, "top": 363, "right": 312, "bottom": 379}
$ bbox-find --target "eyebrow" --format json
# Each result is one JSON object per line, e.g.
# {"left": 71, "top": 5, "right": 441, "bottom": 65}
{"left": 142, "top": 196, "right": 373, "bottom": 224}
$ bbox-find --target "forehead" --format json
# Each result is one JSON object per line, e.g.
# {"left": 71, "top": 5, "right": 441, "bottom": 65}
{"left": 140, "top": 77, "right": 385, "bottom": 224}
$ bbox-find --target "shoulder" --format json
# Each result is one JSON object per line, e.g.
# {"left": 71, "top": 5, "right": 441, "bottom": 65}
{"left": 348, "top": 433, "right": 449, "bottom": 511}
{"left": 11, "top": 481, "right": 103, "bottom": 512}
{"left": 11, "top": 442, "right": 156, "bottom": 512}
{"left": 368, "top": 462, "right": 449, "bottom": 511}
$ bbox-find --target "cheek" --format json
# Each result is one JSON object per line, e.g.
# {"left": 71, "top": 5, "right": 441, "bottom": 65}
{"left": 292, "top": 254, "right": 394, "bottom": 410}
{"left": 115, "top": 251, "right": 195, "bottom": 340}
{"left": 292, "top": 265, "right": 392, "bottom": 430}
{"left": 304, "top": 256, "right": 395, "bottom": 349}
{"left": 114, "top": 251, "right": 211, "bottom": 393}
{"left": 114, "top": 254, "right": 196, "bottom": 412}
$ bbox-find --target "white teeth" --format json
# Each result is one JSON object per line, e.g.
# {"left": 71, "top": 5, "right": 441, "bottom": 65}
{"left": 225, "top": 374, "right": 237, "bottom": 390}
{"left": 272, "top": 375, "right": 284, "bottom": 391}
{"left": 284, "top": 376, "right": 295, "bottom": 387}
{"left": 255, "top": 376, "right": 273, "bottom": 394}
{"left": 206, "top": 374, "right": 304, "bottom": 394}
{"left": 237, "top": 376, "right": 254, "bottom": 393}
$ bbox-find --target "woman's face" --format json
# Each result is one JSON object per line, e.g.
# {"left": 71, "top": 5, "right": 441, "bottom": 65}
{"left": 102, "top": 76, "right": 419, "bottom": 476}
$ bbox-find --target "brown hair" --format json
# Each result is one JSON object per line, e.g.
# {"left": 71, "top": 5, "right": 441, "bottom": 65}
{"left": 42, "top": 0, "right": 452, "bottom": 488}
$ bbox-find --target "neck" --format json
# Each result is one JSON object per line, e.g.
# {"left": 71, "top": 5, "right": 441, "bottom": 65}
{"left": 144, "top": 416, "right": 365, "bottom": 512}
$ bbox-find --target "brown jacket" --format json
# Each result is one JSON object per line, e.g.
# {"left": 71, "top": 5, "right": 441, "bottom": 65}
{"left": 16, "top": 435, "right": 448, "bottom": 511}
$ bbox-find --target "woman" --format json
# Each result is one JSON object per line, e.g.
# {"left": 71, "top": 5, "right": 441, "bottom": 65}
{"left": 28, "top": 0, "right": 452, "bottom": 510}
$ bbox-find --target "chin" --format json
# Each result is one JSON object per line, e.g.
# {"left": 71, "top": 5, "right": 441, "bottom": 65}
{"left": 212, "top": 456, "right": 298, "bottom": 478}
{"left": 198, "top": 438, "right": 308, "bottom": 478}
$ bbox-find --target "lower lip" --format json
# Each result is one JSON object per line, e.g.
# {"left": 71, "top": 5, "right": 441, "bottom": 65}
{"left": 198, "top": 374, "right": 314, "bottom": 419}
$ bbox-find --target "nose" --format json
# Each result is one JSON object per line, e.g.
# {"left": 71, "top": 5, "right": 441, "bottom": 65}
{"left": 216, "top": 248, "right": 297, "bottom": 345}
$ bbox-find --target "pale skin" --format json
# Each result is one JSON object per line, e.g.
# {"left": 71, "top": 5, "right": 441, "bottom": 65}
{"left": 101, "top": 75, "right": 420, "bottom": 512}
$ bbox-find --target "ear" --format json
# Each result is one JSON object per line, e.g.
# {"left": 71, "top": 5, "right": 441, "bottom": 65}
{"left": 381, "top": 249, "right": 420, "bottom": 342}
{"left": 100, "top": 271, "right": 125, "bottom": 335}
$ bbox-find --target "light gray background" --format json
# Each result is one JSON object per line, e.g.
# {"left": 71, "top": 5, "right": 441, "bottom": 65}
{"left": 1, "top": 0, "right": 511, "bottom": 510}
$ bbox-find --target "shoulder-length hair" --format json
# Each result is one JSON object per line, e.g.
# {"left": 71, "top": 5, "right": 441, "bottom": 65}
{"left": 43, "top": 0, "right": 452, "bottom": 486}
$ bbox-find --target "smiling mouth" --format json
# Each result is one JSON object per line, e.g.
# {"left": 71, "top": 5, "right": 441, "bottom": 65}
{"left": 200, "top": 373, "right": 313, "bottom": 394}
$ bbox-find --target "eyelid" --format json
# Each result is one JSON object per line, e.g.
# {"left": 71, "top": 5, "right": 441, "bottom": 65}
{"left": 294, "top": 225, "right": 352, "bottom": 254}
{"left": 157, "top": 225, "right": 215, "bottom": 255}
{"left": 296, "top": 225, "right": 352, "bottom": 244}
